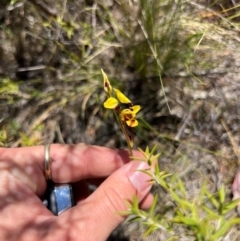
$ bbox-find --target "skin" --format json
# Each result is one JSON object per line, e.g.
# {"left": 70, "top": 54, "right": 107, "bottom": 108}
{"left": 0, "top": 144, "right": 153, "bottom": 241}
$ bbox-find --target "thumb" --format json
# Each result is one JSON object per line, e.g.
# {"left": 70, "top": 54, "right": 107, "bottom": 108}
{"left": 63, "top": 161, "right": 153, "bottom": 241}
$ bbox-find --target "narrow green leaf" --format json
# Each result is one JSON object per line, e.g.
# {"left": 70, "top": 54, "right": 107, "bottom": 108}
{"left": 166, "top": 236, "right": 179, "bottom": 241}
{"left": 222, "top": 198, "right": 240, "bottom": 214}
{"left": 211, "top": 221, "right": 232, "bottom": 239}
{"left": 170, "top": 191, "right": 193, "bottom": 210}
{"left": 140, "top": 169, "right": 153, "bottom": 180}
{"left": 144, "top": 225, "right": 158, "bottom": 237}
{"left": 117, "top": 211, "right": 132, "bottom": 216}
{"left": 127, "top": 216, "right": 142, "bottom": 223}
{"left": 130, "top": 156, "right": 146, "bottom": 161}
{"left": 172, "top": 216, "right": 200, "bottom": 227}
{"left": 176, "top": 178, "right": 187, "bottom": 197}
{"left": 229, "top": 217, "right": 240, "bottom": 225}
{"left": 202, "top": 205, "right": 218, "bottom": 218}
{"left": 155, "top": 163, "right": 160, "bottom": 174}
{"left": 146, "top": 146, "right": 150, "bottom": 155}
{"left": 170, "top": 174, "right": 178, "bottom": 184}
{"left": 137, "top": 147, "right": 145, "bottom": 155}
{"left": 150, "top": 144, "right": 157, "bottom": 156}
{"left": 132, "top": 195, "right": 139, "bottom": 212}
{"left": 153, "top": 153, "right": 160, "bottom": 160}
{"left": 203, "top": 187, "right": 219, "bottom": 209}
{"left": 218, "top": 185, "right": 225, "bottom": 204}
{"left": 149, "top": 194, "right": 158, "bottom": 217}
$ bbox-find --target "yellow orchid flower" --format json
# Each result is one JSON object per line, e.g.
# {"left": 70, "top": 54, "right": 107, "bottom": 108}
{"left": 114, "top": 88, "right": 131, "bottom": 104}
{"left": 120, "top": 106, "right": 141, "bottom": 127}
{"left": 101, "top": 69, "right": 141, "bottom": 153}
{"left": 101, "top": 69, "right": 112, "bottom": 94}
{"left": 101, "top": 70, "right": 141, "bottom": 129}
{"left": 104, "top": 97, "right": 118, "bottom": 109}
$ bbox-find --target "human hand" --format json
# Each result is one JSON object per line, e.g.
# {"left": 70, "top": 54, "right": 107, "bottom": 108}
{"left": 0, "top": 144, "right": 153, "bottom": 241}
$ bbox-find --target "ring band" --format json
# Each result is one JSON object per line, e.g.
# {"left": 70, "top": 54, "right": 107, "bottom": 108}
{"left": 44, "top": 144, "right": 52, "bottom": 180}
{"left": 43, "top": 144, "right": 75, "bottom": 215}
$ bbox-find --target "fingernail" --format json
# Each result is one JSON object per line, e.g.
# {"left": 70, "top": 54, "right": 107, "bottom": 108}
{"left": 127, "top": 161, "right": 152, "bottom": 192}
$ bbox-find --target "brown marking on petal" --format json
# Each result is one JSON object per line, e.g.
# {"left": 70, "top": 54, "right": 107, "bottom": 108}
{"left": 115, "top": 106, "right": 121, "bottom": 114}
{"left": 129, "top": 119, "right": 136, "bottom": 127}
{"left": 104, "top": 82, "right": 112, "bottom": 94}
{"left": 124, "top": 113, "right": 134, "bottom": 121}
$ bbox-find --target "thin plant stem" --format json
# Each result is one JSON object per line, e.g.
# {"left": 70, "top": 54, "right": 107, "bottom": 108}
{"left": 113, "top": 110, "right": 133, "bottom": 156}
{"left": 120, "top": 120, "right": 133, "bottom": 156}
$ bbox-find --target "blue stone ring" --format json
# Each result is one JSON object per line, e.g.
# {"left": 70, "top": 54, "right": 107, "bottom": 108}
{"left": 43, "top": 144, "right": 75, "bottom": 215}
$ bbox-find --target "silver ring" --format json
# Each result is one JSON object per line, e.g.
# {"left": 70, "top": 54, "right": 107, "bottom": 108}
{"left": 44, "top": 144, "right": 52, "bottom": 180}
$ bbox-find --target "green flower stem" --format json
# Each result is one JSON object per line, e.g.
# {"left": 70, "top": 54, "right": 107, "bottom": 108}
{"left": 113, "top": 110, "right": 133, "bottom": 156}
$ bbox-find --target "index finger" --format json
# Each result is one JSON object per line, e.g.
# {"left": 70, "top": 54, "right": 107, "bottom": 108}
{"left": 44, "top": 144, "right": 132, "bottom": 182}
{"left": 0, "top": 144, "right": 132, "bottom": 195}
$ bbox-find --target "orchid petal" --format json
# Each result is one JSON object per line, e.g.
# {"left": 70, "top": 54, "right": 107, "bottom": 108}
{"left": 126, "top": 119, "right": 138, "bottom": 127}
{"left": 121, "top": 109, "right": 136, "bottom": 120}
{"left": 104, "top": 97, "right": 118, "bottom": 109}
{"left": 121, "top": 109, "right": 134, "bottom": 115}
{"left": 131, "top": 105, "right": 141, "bottom": 113}
{"left": 114, "top": 88, "right": 131, "bottom": 104}
{"left": 101, "top": 69, "right": 112, "bottom": 94}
